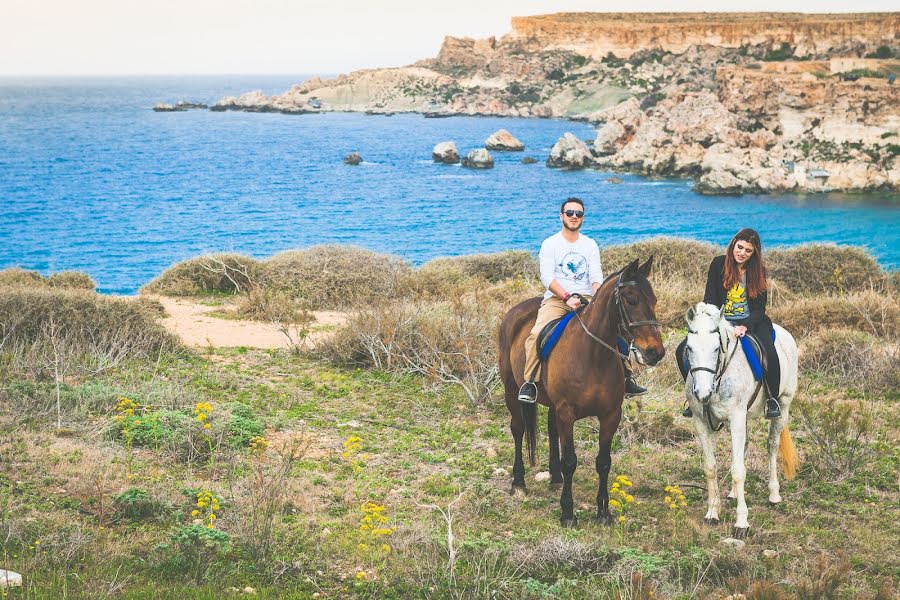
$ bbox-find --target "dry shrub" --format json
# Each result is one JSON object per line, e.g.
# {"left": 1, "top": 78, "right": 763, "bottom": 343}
{"left": 795, "top": 551, "right": 851, "bottom": 600}
{"left": 261, "top": 245, "right": 411, "bottom": 309}
{"left": 510, "top": 535, "right": 613, "bottom": 576}
{"left": 142, "top": 253, "right": 262, "bottom": 296}
{"left": 413, "top": 250, "right": 539, "bottom": 297}
{"left": 0, "top": 267, "right": 45, "bottom": 287}
{"left": 770, "top": 289, "right": 900, "bottom": 338}
{"left": 795, "top": 393, "right": 878, "bottom": 477}
{"left": 0, "top": 286, "right": 178, "bottom": 376}
{"left": 235, "top": 286, "right": 311, "bottom": 324}
{"left": 318, "top": 298, "right": 501, "bottom": 404}
{"left": 767, "top": 244, "right": 884, "bottom": 293}
{"left": 602, "top": 237, "right": 720, "bottom": 281}
{"left": 799, "top": 329, "right": 899, "bottom": 392}
{"left": 0, "top": 268, "right": 96, "bottom": 291}
{"left": 649, "top": 276, "right": 705, "bottom": 328}
{"left": 47, "top": 271, "right": 96, "bottom": 291}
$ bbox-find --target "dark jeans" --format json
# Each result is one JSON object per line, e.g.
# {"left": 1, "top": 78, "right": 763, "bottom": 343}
{"left": 675, "top": 323, "right": 781, "bottom": 398}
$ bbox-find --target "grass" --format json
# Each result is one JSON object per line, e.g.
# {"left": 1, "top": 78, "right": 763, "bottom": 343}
{"left": 1, "top": 239, "right": 898, "bottom": 598}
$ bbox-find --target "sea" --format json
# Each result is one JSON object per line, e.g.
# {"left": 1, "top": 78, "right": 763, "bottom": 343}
{"left": 1, "top": 75, "right": 898, "bottom": 294}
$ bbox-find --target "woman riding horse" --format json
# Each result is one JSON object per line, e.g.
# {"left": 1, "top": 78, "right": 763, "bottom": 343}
{"left": 675, "top": 228, "right": 781, "bottom": 419}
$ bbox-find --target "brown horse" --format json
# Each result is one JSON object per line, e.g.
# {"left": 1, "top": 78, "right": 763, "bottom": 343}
{"left": 498, "top": 258, "right": 664, "bottom": 527}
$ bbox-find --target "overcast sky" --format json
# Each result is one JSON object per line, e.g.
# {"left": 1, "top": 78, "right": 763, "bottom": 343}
{"left": 2, "top": 0, "right": 896, "bottom": 76}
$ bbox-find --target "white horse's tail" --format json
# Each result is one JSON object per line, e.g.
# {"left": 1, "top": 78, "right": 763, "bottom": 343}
{"left": 779, "top": 426, "right": 800, "bottom": 480}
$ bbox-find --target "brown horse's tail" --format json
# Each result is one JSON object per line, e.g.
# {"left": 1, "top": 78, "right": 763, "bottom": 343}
{"left": 779, "top": 425, "right": 799, "bottom": 480}
{"left": 522, "top": 401, "right": 538, "bottom": 467}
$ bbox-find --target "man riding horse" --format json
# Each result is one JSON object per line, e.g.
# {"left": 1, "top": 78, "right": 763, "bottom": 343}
{"left": 517, "top": 197, "right": 646, "bottom": 404}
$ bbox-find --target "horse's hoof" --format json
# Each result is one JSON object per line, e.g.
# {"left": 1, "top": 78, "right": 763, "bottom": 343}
{"left": 768, "top": 495, "right": 783, "bottom": 504}
{"left": 549, "top": 481, "right": 562, "bottom": 491}
{"left": 731, "top": 526, "right": 749, "bottom": 539}
{"left": 510, "top": 485, "right": 527, "bottom": 499}
{"left": 595, "top": 513, "right": 614, "bottom": 526}
{"left": 702, "top": 517, "right": 720, "bottom": 526}
{"left": 727, "top": 494, "right": 737, "bottom": 502}
{"left": 560, "top": 515, "right": 578, "bottom": 528}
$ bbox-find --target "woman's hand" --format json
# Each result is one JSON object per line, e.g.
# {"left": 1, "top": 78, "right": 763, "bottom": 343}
{"left": 733, "top": 325, "right": 748, "bottom": 337}
{"left": 566, "top": 295, "right": 582, "bottom": 310}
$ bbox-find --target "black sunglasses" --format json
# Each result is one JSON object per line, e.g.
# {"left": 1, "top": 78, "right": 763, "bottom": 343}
{"left": 563, "top": 209, "right": 584, "bottom": 218}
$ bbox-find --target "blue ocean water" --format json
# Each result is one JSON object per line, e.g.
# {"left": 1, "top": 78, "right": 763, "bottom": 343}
{"left": 1, "top": 76, "right": 898, "bottom": 294}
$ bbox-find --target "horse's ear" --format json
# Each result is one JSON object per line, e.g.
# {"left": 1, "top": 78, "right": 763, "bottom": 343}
{"left": 624, "top": 258, "right": 640, "bottom": 274}
{"left": 639, "top": 255, "right": 654, "bottom": 277}
{"left": 687, "top": 305, "right": 696, "bottom": 322}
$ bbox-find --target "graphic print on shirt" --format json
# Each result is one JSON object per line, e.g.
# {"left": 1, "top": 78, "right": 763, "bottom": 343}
{"left": 723, "top": 282, "right": 748, "bottom": 319}
{"left": 558, "top": 252, "right": 588, "bottom": 282}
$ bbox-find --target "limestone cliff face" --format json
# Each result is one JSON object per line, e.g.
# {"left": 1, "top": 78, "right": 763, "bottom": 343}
{"left": 510, "top": 13, "right": 900, "bottom": 58}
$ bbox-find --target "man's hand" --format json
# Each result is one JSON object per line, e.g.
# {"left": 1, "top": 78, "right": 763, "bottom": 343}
{"left": 733, "top": 325, "right": 748, "bottom": 337}
{"left": 565, "top": 295, "right": 582, "bottom": 310}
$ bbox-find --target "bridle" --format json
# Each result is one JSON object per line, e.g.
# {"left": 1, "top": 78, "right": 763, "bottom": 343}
{"left": 573, "top": 271, "right": 660, "bottom": 361}
{"left": 687, "top": 321, "right": 738, "bottom": 395}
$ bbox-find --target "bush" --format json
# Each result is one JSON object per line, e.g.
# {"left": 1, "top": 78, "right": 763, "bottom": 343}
{"left": 261, "top": 245, "right": 411, "bottom": 309}
{"left": 235, "top": 286, "right": 312, "bottom": 324}
{"left": 0, "top": 267, "right": 45, "bottom": 288}
{"left": 47, "top": 271, "right": 96, "bottom": 291}
{"left": 142, "top": 253, "right": 262, "bottom": 296}
{"left": 770, "top": 289, "right": 900, "bottom": 338}
{"left": 767, "top": 245, "right": 884, "bottom": 293}
{"left": 0, "top": 268, "right": 95, "bottom": 291}
{"left": 155, "top": 524, "right": 230, "bottom": 583}
{"left": 601, "top": 237, "right": 720, "bottom": 282}
{"left": 113, "top": 487, "right": 175, "bottom": 523}
{"left": 226, "top": 403, "right": 265, "bottom": 448}
{"left": 413, "top": 250, "right": 539, "bottom": 297}
{"left": 318, "top": 298, "right": 501, "bottom": 404}
{"left": 0, "top": 286, "right": 178, "bottom": 377}
{"left": 799, "top": 329, "right": 899, "bottom": 393}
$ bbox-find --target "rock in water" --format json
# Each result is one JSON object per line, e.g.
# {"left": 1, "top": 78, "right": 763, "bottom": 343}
{"left": 344, "top": 153, "right": 362, "bottom": 165}
{"left": 432, "top": 141, "right": 460, "bottom": 164}
{"left": 461, "top": 148, "right": 494, "bottom": 169}
{"left": 606, "top": 176, "right": 623, "bottom": 184}
{"left": 0, "top": 570, "right": 22, "bottom": 587}
{"left": 153, "top": 103, "right": 183, "bottom": 112}
{"left": 547, "top": 133, "right": 592, "bottom": 169}
{"left": 485, "top": 129, "right": 524, "bottom": 151}
{"left": 521, "top": 156, "right": 538, "bottom": 164}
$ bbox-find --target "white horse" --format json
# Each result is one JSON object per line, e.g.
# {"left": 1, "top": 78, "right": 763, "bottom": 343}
{"left": 684, "top": 302, "right": 800, "bottom": 538}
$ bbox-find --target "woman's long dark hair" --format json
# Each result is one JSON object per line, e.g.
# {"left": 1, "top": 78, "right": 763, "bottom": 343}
{"left": 723, "top": 228, "right": 767, "bottom": 298}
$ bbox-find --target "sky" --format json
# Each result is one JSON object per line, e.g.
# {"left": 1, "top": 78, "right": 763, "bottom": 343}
{"left": 1, "top": 0, "right": 897, "bottom": 76}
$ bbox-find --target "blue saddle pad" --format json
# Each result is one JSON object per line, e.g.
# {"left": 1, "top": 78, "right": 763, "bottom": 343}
{"left": 740, "top": 328, "right": 776, "bottom": 381}
{"left": 683, "top": 328, "right": 775, "bottom": 381}
{"left": 539, "top": 312, "right": 576, "bottom": 361}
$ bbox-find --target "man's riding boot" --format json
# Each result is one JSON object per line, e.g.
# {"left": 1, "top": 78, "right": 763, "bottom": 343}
{"left": 765, "top": 397, "right": 782, "bottom": 419}
{"left": 682, "top": 405, "right": 693, "bottom": 418}
{"left": 518, "top": 381, "right": 537, "bottom": 404}
{"left": 623, "top": 362, "right": 647, "bottom": 397}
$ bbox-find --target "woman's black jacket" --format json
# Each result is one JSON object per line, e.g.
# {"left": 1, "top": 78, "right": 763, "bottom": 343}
{"left": 703, "top": 255, "right": 773, "bottom": 334}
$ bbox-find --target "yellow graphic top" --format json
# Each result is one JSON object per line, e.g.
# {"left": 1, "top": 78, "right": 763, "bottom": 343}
{"left": 723, "top": 281, "right": 749, "bottom": 321}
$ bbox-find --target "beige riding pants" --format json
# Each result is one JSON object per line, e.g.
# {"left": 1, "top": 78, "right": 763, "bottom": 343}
{"left": 523, "top": 295, "right": 592, "bottom": 382}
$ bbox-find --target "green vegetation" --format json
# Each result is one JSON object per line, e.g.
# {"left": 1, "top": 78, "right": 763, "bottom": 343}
{"left": 763, "top": 42, "right": 795, "bottom": 62}
{"left": 1, "top": 240, "right": 897, "bottom": 597}
{"left": 865, "top": 45, "right": 894, "bottom": 59}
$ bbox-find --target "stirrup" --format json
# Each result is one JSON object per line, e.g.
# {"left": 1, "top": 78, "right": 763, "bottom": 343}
{"left": 518, "top": 381, "right": 537, "bottom": 404}
{"left": 682, "top": 405, "right": 693, "bottom": 418}
{"left": 765, "top": 397, "right": 781, "bottom": 419}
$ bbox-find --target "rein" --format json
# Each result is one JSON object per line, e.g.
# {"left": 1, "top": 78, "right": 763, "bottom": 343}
{"left": 573, "top": 272, "right": 659, "bottom": 361}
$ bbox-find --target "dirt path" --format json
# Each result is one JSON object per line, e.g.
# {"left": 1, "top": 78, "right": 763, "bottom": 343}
{"left": 148, "top": 295, "right": 346, "bottom": 349}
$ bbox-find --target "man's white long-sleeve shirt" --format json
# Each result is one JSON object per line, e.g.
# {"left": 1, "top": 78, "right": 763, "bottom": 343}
{"left": 539, "top": 232, "right": 604, "bottom": 300}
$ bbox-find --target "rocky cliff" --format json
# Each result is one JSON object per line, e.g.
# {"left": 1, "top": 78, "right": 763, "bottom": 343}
{"left": 509, "top": 13, "right": 900, "bottom": 59}
{"left": 204, "top": 12, "right": 900, "bottom": 194}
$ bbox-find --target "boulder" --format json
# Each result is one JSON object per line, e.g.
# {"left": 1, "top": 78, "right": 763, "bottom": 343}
{"left": 593, "top": 121, "right": 627, "bottom": 155}
{"left": 153, "top": 103, "right": 183, "bottom": 112}
{"left": 461, "top": 148, "right": 494, "bottom": 169}
{"left": 665, "top": 92, "right": 737, "bottom": 146}
{"left": 432, "top": 141, "right": 460, "bottom": 164}
{"left": 547, "top": 133, "right": 592, "bottom": 169}
{"left": 696, "top": 169, "right": 746, "bottom": 195}
{"left": 344, "top": 153, "right": 362, "bottom": 165}
{"left": 485, "top": 129, "right": 524, "bottom": 151}
{"left": 589, "top": 97, "right": 644, "bottom": 132}
{"left": 521, "top": 156, "right": 538, "bottom": 164}
{"left": 0, "top": 570, "right": 22, "bottom": 587}
{"left": 606, "top": 176, "right": 623, "bottom": 184}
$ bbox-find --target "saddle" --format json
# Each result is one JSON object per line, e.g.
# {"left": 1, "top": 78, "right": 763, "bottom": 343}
{"left": 537, "top": 312, "right": 576, "bottom": 362}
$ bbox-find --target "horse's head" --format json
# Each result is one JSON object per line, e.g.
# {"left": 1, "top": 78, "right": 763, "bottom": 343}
{"left": 616, "top": 257, "right": 665, "bottom": 366}
{"left": 685, "top": 302, "right": 726, "bottom": 403}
